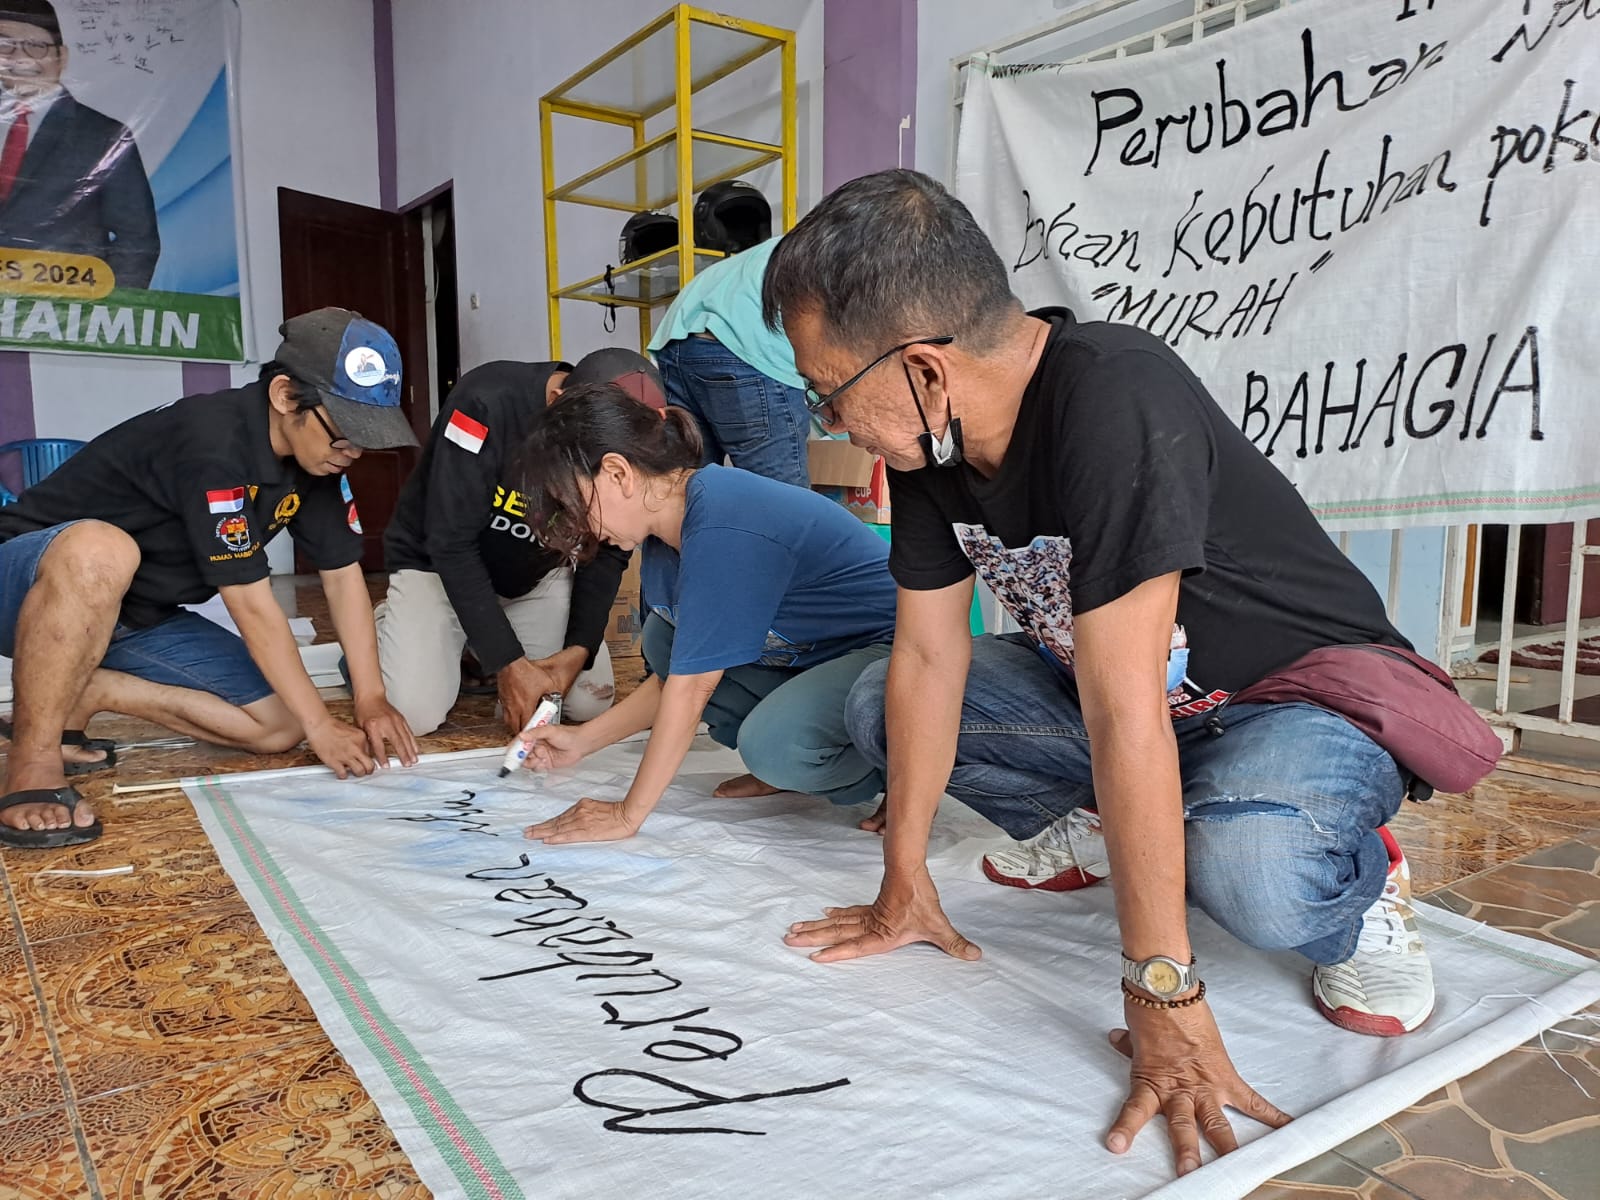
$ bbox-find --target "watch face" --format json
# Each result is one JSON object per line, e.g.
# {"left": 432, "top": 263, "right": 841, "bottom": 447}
{"left": 1143, "top": 960, "right": 1182, "bottom": 995}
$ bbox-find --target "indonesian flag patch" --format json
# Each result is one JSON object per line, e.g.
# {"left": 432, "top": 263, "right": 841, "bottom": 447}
{"left": 444, "top": 410, "right": 488, "bottom": 454}
{"left": 207, "top": 487, "right": 246, "bottom": 514}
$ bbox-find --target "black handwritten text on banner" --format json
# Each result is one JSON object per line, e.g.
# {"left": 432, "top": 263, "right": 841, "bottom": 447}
{"left": 956, "top": 0, "right": 1600, "bottom": 528}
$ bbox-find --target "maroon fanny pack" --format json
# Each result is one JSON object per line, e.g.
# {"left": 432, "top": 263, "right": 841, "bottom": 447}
{"left": 1230, "top": 644, "right": 1503, "bottom": 798}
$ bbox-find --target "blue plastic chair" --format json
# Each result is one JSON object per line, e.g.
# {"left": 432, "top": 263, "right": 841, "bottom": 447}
{"left": 0, "top": 483, "right": 15, "bottom": 506}
{"left": 0, "top": 439, "right": 87, "bottom": 490}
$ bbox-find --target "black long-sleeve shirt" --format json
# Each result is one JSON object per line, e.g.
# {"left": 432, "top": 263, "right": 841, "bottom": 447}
{"left": 385, "top": 361, "right": 628, "bottom": 675}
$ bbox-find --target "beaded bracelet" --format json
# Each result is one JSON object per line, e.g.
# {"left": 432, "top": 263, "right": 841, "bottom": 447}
{"left": 1120, "top": 978, "right": 1207, "bottom": 1010}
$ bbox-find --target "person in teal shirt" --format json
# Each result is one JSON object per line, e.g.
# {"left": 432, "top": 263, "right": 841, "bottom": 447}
{"left": 648, "top": 236, "right": 812, "bottom": 488}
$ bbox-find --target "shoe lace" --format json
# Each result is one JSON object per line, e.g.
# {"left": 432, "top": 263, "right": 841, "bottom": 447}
{"left": 1040, "top": 809, "right": 1098, "bottom": 857}
{"left": 1358, "top": 879, "right": 1422, "bottom": 955}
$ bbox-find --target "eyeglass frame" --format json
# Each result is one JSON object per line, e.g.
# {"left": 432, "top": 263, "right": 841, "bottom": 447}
{"left": 305, "top": 405, "right": 355, "bottom": 451}
{"left": 0, "top": 36, "right": 62, "bottom": 60}
{"left": 803, "top": 335, "right": 955, "bottom": 427}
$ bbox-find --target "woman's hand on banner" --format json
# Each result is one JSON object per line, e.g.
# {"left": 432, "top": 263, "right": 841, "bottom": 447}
{"left": 524, "top": 797, "right": 640, "bottom": 844}
{"left": 519, "top": 724, "right": 590, "bottom": 772}
{"left": 1106, "top": 999, "right": 1292, "bottom": 1177}
{"left": 782, "top": 865, "right": 982, "bottom": 963}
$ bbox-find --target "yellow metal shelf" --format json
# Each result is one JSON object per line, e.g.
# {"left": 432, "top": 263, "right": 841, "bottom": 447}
{"left": 540, "top": 4, "right": 797, "bottom": 357}
{"left": 548, "top": 129, "right": 782, "bottom": 213}
{"left": 554, "top": 246, "right": 728, "bottom": 307}
{"left": 545, "top": 6, "right": 789, "bottom": 122}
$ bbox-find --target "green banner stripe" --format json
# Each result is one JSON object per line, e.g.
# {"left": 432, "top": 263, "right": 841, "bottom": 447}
{"left": 198, "top": 778, "right": 525, "bottom": 1200}
{"left": 1313, "top": 483, "right": 1600, "bottom": 523}
{"left": 0, "top": 288, "right": 243, "bottom": 361}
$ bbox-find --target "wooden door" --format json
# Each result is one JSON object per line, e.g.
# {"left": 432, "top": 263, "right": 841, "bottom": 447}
{"left": 1525, "top": 520, "right": 1600, "bottom": 626}
{"left": 278, "top": 189, "right": 431, "bottom": 571}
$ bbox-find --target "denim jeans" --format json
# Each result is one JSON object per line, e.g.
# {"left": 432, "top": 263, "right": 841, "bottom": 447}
{"left": 843, "top": 634, "right": 1407, "bottom": 965}
{"left": 1, "top": 522, "right": 272, "bottom": 707}
{"left": 654, "top": 337, "right": 811, "bottom": 488}
{"left": 643, "top": 613, "right": 888, "bottom": 805}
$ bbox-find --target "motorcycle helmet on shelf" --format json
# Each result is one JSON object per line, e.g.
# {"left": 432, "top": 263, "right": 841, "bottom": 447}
{"left": 618, "top": 210, "right": 680, "bottom": 264}
{"left": 693, "top": 180, "right": 772, "bottom": 255}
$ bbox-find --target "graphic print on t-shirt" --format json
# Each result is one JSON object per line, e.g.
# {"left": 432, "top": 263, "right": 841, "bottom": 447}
{"left": 951, "top": 523, "right": 1227, "bottom": 717}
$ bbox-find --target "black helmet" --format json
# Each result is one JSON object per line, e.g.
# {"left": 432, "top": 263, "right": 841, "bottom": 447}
{"left": 618, "top": 210, "right": 679, "bottom": 264}
{"left": 693, "top": 180, "right": 772, "bottom": 255}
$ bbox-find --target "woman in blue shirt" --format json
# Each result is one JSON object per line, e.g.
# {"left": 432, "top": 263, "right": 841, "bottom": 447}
{"left": 515, "top": 384, "right": 897, "bottom": 844}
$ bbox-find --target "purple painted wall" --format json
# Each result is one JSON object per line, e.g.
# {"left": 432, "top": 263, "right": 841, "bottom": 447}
{"left": 181, "top": 362, "right": 234, "bottom": 397}
{"left": 0, "top": 350, "right": 33, "bottom": 493}
{"left": 823, "top": 0, "right": 917, "bottom": 193}
{"left": 374, "top": 0, "right": 397, "bottom": 211}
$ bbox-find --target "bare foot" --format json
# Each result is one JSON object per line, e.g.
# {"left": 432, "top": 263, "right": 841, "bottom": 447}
{"left": 0, "top": 795, "right": 98, "bottom": 832}
{"left": 2, "top": 761, "right": 97, "bottom": 832}
{"left": 713, "top": 773, "right": 785, "bottom": 799}
{"left": 0, "top": 721, "right": 107, "bottom": 768}
{"left": 61, "top": 743, "right": 108, "bottom": 768}
{"left": 859, "top": 800, "right": 887, "bottom": 835}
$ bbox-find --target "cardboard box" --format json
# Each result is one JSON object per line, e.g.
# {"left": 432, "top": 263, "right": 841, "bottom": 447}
{"left": 808, "top": 438, "right": 890, "bottom": 524}
{"left": 605, "top": 548, "right": 643, "bottom": 659}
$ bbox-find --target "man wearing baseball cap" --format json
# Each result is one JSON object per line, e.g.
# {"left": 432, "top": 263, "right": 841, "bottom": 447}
{"left": 0, "top": 307, "right": 419, "bottom": 850}
{"left": 378, "top": 348, "right": 666, "bottom": 736}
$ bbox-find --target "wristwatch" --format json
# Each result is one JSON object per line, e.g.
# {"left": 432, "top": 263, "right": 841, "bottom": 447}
{"left": 1120, "top": 953, "right": 1199, "bottom": 1000}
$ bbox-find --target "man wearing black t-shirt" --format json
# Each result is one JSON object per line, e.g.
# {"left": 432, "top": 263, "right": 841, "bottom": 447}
{"left": 764, "top": 171, "right": 1431, "bottom": 1179}
{"left": 0, "top": 309, "right": 419, "bottom": 851}
{"left": 379, "top": 349, "right": 665, "bottom": 736}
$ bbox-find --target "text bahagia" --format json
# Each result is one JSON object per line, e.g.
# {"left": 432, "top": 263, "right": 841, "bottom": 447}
{"left": 1240, "top": 326, "right": 1544, "bottom": 460}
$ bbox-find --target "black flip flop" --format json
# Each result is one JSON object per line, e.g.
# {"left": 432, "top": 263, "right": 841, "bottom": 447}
{"left": 0, "top": 786, "right": 104, "bottom": 850}
{"left": 0, "top": 719, "right": 118, "bottom": 774}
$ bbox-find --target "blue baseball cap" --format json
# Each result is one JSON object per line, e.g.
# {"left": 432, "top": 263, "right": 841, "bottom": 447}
{"left": 275, "top": 308, "right": 418, "bottom": 449}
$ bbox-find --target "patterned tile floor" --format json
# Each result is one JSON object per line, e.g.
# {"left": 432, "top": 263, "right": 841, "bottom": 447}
{"left": 2, "top": 602, "right": 1597, "bottom": 1196}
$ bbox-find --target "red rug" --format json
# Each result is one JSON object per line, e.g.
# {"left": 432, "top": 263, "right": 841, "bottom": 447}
{"left": 1527, "top": 693, "right": 1600, "bottom": 724}
{"left": 1479, "top": 634, "right": 1600, "bottom": 675}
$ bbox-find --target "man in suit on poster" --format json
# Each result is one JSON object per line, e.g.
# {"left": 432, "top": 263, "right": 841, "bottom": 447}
{"left": 0, "top": 0, "right": 160, "bottom": 289}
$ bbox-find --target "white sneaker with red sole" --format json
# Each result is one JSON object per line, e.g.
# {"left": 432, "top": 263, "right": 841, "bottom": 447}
{"left": 1312, "top": 826, "right": 1435, "bottom": 1036}
{"left": 981, "top": 807, "right": 1110, "bottom": 891}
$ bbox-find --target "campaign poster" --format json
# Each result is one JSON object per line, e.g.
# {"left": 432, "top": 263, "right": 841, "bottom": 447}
{"left": 0, "top": 0, "right": 244, "bottom": 361}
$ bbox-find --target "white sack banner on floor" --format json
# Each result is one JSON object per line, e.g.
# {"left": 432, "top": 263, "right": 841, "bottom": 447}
{"left": 956, "top": 0, "right": 1600, "bottom": 529}
{"left": 187, "top": 742, "right": 1600, "bottom": 1200}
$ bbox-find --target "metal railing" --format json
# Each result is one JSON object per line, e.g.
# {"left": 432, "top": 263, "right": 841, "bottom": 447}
{"left": 1485, "top": 523, "right": 1600, "bottom": 748}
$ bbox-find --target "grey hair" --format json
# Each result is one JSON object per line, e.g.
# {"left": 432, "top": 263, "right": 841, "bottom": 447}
{"left": 761, "top": 169, "right": 1021, "bottom": 355}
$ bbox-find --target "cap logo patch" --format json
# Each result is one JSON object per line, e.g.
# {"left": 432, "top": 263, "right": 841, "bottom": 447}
{"left": 344, "top": 346, "right": 390, "bottom": 387}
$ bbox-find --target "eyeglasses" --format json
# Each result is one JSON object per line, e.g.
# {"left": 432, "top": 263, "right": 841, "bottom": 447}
{"left": 0, "top": 37, "right": 60, "bottom": 60}
{"left": 307, "top": 405, "right": 354, "bottom": 451}
{"left": 804, "top": 335, "right": 955, "bottom": 427}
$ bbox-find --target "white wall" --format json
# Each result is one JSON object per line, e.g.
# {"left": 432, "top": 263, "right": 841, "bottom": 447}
{"left": 23, "top": 0, "right": 381, "bottom": 440}
{"left": 916, "top": 0, "right": 1452, "bottom": 656}
{"left": 391, "top": 0, "right": 823, "bottom": 370}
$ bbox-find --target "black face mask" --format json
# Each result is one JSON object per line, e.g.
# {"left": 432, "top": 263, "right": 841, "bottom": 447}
{"left": 906, "top": 362, "right": 964, "bottom": 468}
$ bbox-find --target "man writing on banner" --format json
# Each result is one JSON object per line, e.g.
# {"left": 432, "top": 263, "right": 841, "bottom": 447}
{"left": 0, "top": 0, "right": 161, "bottom": 288}
{"left": 378, "top": 349, "right": 666, "bottom": 736}
{"left": 764, "top": 170, "right": 1441, "bottom": 1178}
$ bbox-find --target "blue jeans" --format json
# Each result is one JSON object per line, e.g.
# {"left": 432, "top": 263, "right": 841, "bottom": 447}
{"left": 643, "top": 613, "right": 888, "bottom": 805}
{"left": 844, "top": 634, "right": 1406, "bottom": 965}
{"left": 1, "top": 523, "right": 273, "bottom": 708}
{"left": 654, "top": 337, "right": 811, "bottom": 488}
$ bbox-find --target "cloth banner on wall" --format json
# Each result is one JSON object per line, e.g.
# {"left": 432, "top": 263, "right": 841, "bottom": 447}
{"left": 956, "top": 0, "right": 1600, "bottom": 529}
{"left": 0, "top": 0, "right": 243, "bottom": 361}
